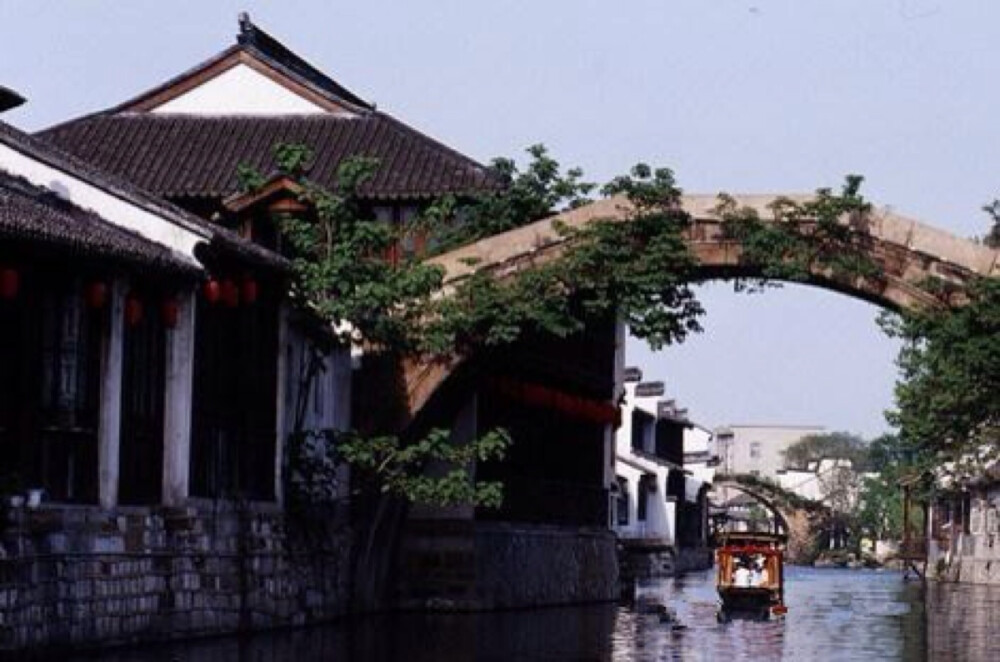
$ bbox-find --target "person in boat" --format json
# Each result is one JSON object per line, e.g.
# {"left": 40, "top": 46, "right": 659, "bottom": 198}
{"left": 752, "top": 557, "right": 769, "bottom": 587}
{"left": 733, "top": 560, "right": 752, "bottom": 587}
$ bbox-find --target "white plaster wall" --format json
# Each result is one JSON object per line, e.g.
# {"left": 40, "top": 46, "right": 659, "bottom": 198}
{"left": 614, "top": 461, "right": 674, "bottom": 543}
{"left": 776, "top": 469, "right": 823, "bottom": 501}
{"left": 0, "top": 143, "right": 204, "bottom": 264}
{"left": 722, "top": 424, "right": 825, "bottom": 480}
{"left": 280, "top": 323, "right": 354, "bottom": 501}
{"left": 282, "top": 326, "right": 353, "bottom": 436}
{"left": 686, "top": 461, "right": 716, "bottom": 485}
{"left": 151, "top": 64, "right": 347, "bottom": 116}
{"left": 616, "top": 382, "right": 660, "bottom": 459}
{"left": 683, "top": 425, "right": 716, "bottom": 483}
{"left": 684, "top": 425, "right": 713, "bottom": 455}
{"left": 614, "top": 379, "right": 678, "bottom": 542}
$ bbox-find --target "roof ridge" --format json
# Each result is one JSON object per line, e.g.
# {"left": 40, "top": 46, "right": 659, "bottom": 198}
{"left": 85, "top": 15, "right": 375, "bottom": 117}
{"left": 237, "top": 14, "right": 371, "bottom": 110}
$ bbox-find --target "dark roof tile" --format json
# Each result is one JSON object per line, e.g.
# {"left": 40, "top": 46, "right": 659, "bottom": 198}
{"left": 39, "top": 113, "right": 502, "bottom": 202}
{"left": 0, "top": 120, "right": 286, "bottom": 271}
{"left": 0, "top": 169, "right": 196, "bottom": 273}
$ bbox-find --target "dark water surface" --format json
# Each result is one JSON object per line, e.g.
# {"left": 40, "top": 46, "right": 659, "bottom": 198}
{"left": 66, "top": 567, "right": 1000, "bottom": 661}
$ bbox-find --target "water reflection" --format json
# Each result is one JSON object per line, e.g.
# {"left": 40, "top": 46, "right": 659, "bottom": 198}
{"left": 623, "top": 568, "right": 928, "bottom": 661}
{"left": 65, "top": 567, "right": 1000, "bottom": 662}
{"left": 926, "top": 580, "right": 1000, "bottom": 661}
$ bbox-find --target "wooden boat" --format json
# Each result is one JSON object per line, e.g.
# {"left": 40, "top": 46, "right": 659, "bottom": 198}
{"left": 715, "top": 531, "right": 787, "bottom": 620}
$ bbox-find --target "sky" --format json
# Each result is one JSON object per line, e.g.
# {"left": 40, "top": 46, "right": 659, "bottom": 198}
{"left": 2, "top": 1, "right": 997, "bottom": 438}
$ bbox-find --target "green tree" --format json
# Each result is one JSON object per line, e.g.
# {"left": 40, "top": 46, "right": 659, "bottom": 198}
{"left": 881, "top": 276, "right": 1000, "bottom": 478}
{"left": 269, "top": 145, "right": 705, "bottom": 608}
{"left": 425, "top": 144, "right": 595, "bottom": 253}
{"left": 852, "top": 435, "right": 923, "bottom": 544}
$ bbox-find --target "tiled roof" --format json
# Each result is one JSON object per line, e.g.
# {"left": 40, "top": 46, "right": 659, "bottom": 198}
{"left": 39, "top": 113, "right": 501, "bottom": 201}
{"left": 0, "top": 169, "right": 196, "bottom": 273}
{"left": 0, "top": 121, "right": 286, "bottom": 271}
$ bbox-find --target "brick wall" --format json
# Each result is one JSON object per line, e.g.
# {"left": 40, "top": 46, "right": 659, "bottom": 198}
{"left": 0, "top": 501, "right": 351, "bottom": 656}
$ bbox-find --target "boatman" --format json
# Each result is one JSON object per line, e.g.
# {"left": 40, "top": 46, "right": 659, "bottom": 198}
{"left": 734, "top": 561, "right": 752, "bottom": 587}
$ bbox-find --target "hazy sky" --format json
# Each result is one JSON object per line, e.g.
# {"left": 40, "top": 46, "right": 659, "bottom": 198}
{"left": 2, "top": 1, "right": 997, "bottom": 438}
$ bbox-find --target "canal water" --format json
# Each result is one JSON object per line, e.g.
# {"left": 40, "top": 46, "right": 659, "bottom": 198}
{"left": 67, "top": 567, "right": 1000, "bottom": 662}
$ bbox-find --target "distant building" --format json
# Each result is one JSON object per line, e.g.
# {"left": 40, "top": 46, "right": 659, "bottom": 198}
{"left": 777, "top": 457, "right": 875, "bottom": 520}
{"left": 715, "top": 424, "right": 826, "bottom": 481}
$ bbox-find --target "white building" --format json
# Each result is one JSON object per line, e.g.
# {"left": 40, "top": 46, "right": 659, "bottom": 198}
{"left": 683, "top": 422, "right": 718, "bottom": 485}
{"left": 613, "top": 368, "right": 710, "bottom": 554}
{"left": 775, "top": 457, "right": 870, "bottom": 507}
{"left": 714, "top": 424, "right": 826, "bottom": 481}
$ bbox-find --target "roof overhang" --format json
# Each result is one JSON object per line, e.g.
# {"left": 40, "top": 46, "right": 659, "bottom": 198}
{"left": 223, "top": 174, "right": 307, "bottom": 214}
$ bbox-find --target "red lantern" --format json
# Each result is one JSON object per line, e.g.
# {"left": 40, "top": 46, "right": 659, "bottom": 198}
{"left": 241, "top": 277, "right": 258, "bottom": 304}
{"left": 161, "top": 297, "right": 179, "bottom": 328}
{"left": 222, "top": 279, "right": 239, "bottom": 308}
{"left": 0, "top": 267, "right": 19, "bottom": 299}
{"left": 203, "top": 279, "right": 221, "bottom": 304}
{"left": 85, "top": 281, "right": 108, "bottom": 309}
{"left": 125, "top": 296, "right": 143, "bottom": 327}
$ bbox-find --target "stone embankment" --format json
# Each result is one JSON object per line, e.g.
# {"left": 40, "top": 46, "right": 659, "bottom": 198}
{"left": 617, "top": 539, "right": 713, "bottom": 583}
{"left": 0, "top": 502, "right": 351, "bottom": 657}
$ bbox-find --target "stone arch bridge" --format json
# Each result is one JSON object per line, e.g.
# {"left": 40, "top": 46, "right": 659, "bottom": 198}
{"left": 405, "top": 193, "right": 999, "bottom": 419}
{"left": 388, "top": 193, "right": 996, "bottom": 608}
{"left": 712, "top": 474, "right": 833, "bottom": 563}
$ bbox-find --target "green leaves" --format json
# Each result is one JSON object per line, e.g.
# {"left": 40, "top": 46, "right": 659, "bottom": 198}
{"left": 717, "top": 176, "right": 881, "bottom": 292}
{"left": 422, "top": 161, "right": 703, "bottom": 353}
{"left": 274, "top": 149, "right": 445, "bottom": 353}
{"left": 427, "top": 144, "right": 596, "bottom": 252}
{"left": 882, "top": 277, "right": 1000, "bottom": 474}
{"left": 336, "top": 428, "right": 511, "bottom": 508}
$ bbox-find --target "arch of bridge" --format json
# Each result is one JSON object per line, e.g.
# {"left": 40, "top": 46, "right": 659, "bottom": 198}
{"left": 406, "top": 193, "right": 1000, "bottom": 419}
{"left": 711, "top": 480, "right": 793, "bottom": 535}
{"left": 712, "top": 477, "right": 828, "bottom": 563}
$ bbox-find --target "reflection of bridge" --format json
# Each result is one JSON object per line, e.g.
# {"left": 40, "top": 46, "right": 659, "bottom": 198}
{"left": 712, "top": 474, "right": 832, "bottom": 563}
